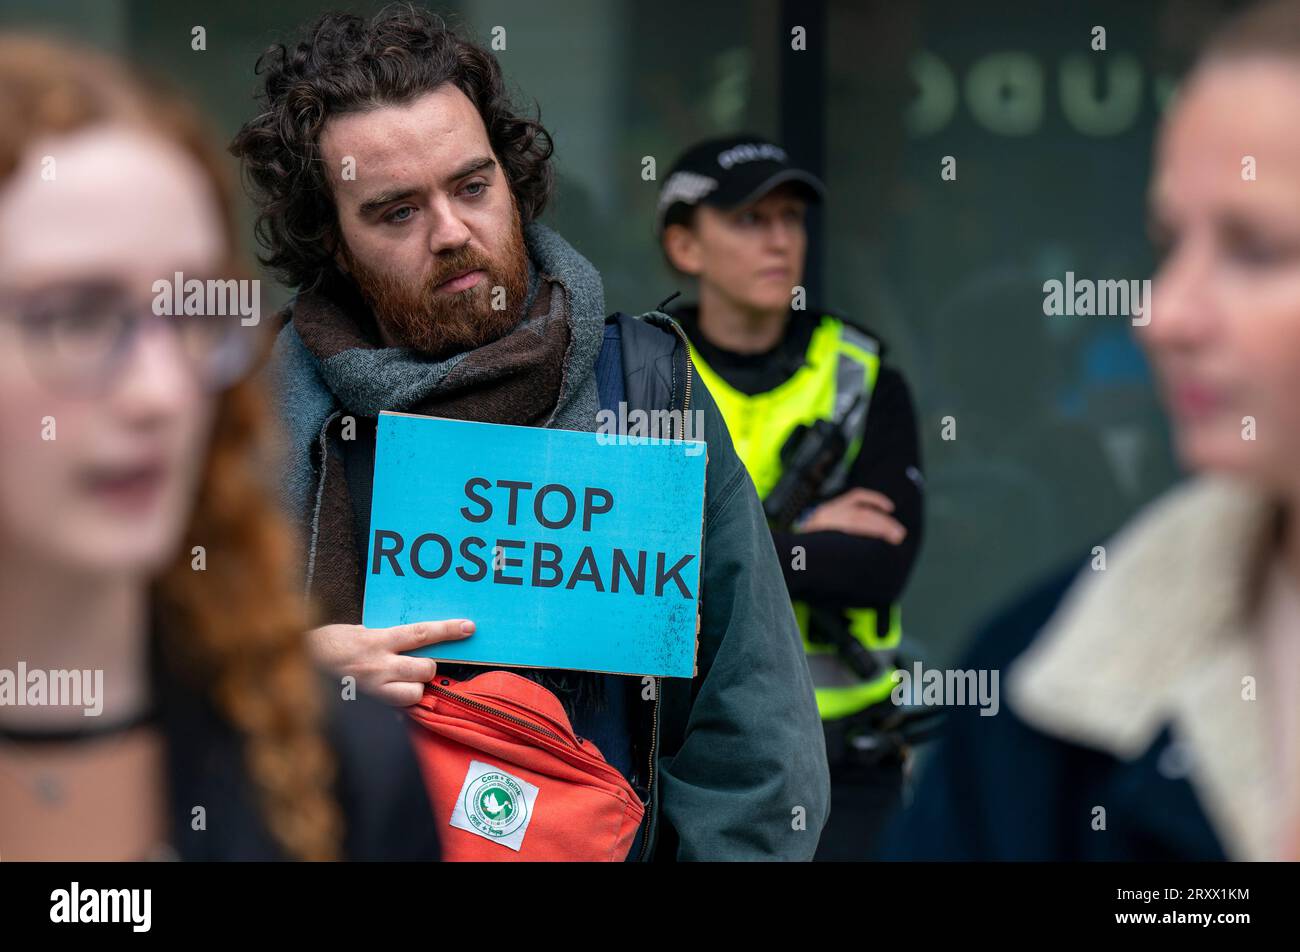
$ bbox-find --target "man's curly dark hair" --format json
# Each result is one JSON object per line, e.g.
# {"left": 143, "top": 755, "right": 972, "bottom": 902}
{"left": 229, "top": 5, "right": 554, "bottom": 291}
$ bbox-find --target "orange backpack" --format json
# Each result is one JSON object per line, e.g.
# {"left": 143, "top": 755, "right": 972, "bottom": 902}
{"left": 406, "top": 671, "right": 646, "bottom": 861}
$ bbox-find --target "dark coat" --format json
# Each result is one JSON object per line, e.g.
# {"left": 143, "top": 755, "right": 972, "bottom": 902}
{"left": 877, "top": 559, "right": 1228, "bottom": 861}
{"left": 156, "top": 630, "right": 440, "bottom": 861}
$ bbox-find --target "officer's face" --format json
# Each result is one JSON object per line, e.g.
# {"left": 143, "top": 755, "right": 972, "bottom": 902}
{"left": 670, "top": 188, "right": 808, "bottom": 314}
{"left": 1142, "top": 59, "right": 1300, "bottom": 490}
{"left": 321, "top": 85, "right": 529, "bottom": 356}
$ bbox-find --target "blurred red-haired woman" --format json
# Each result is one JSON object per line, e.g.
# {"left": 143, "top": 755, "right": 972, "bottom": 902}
{"left": 0, "top": 35, "right": 437, "bottom": 860}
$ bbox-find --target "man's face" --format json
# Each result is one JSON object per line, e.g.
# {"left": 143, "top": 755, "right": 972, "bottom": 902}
{"left": 320, "top": 85, "right": 528, "bottom": 356}
{"left": 664, "top": 186, "right": 808, "bottom": 314}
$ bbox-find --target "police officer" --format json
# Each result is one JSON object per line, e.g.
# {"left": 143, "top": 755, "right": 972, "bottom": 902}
{"left": 656, "top": 134, "right": 925, "bottom": 859}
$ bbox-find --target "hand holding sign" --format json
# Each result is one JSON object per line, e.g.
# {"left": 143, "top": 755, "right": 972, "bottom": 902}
{"left": 307, "top": 617, "right": 475, "bottom": 707}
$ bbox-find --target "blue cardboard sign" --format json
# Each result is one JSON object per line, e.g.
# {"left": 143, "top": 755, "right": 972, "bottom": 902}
{"left": 361, "top": 411, "right": 707, "bottom": 678}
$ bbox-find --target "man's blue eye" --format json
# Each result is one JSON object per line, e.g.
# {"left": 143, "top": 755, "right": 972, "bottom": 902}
{"left": 463, "top": 181, "right": 488, "bottom": 198}
{"left": 387, "top": 206, "right": 414, "bottom": 223}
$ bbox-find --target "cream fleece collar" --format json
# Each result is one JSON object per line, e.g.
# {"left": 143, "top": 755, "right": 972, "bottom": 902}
{"left": 1007, "top": 476, "right": 1283, "bottom": 860}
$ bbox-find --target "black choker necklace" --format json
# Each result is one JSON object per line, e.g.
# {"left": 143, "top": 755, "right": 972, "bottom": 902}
{"left": 0, "top": 705, "right": 158, "bottom": 745}
{"left": 0, "top": 705, "right": 160, "bottom": 808}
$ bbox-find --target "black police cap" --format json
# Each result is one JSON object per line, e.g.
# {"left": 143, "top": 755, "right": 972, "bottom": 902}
{"left": 656, "top": 134, "right": 825, "bottom": 235}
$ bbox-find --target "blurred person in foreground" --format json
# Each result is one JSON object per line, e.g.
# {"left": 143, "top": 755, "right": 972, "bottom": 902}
{"left": 0, "top": 35, "right": 438, "bottom": 860}
{"left": 880, "top": 0, "right": 1300, "bottom": 861}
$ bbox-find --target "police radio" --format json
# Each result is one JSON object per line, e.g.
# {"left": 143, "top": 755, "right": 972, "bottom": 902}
{"left": 762, "top": 392, "right": 864, "bottom": 531}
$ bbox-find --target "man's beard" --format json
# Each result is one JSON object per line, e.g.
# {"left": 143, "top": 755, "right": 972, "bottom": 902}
{"left": 341, "top": 215, "right": 530, "bottom": 358}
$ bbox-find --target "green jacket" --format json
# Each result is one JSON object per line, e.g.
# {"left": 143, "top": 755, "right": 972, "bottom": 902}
{"left": 272, "top": 303, "right": 829, "bottom": 860}
{"left": 612, "top": 312, "right": 829, "bottom": 860}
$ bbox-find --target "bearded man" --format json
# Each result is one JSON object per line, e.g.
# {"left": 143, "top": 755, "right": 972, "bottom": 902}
{"left": 231, "top": 7, "right": 828, "bottom": 861}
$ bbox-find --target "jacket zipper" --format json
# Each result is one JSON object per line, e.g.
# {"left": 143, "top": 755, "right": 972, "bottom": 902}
{"left": 666, "top": 320, "right": 694, "bottom": 431}
{"left": 637, "top": 316, "right": 695, "bottom": 860}
{"left": 637, "top": 675, "right": 661, "bottom": 861}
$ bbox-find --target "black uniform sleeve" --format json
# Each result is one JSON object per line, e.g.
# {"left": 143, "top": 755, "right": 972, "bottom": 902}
{"left": 769, "top": 365, "right": 924, "bottom": 607}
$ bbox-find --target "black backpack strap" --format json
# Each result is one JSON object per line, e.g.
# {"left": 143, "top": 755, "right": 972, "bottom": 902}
{"left": 609, "top": 312, "right": 679, "bottom": 414}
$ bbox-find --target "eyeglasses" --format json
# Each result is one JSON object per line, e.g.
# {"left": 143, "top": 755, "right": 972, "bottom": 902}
{"left": 0, "top": 278, "right": 260, "bottom": 396}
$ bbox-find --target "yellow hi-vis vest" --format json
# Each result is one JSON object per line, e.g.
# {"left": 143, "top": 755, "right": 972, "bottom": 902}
{"left": 686, "top": 315, "right": 903, "bottom": 721}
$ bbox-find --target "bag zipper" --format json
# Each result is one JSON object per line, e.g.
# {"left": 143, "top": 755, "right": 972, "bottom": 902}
{"left": 426, "top": 682, "right": 642, "bottom": 793}
{"left": 426, "top": 681, "right": 564, "bottom": 743}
